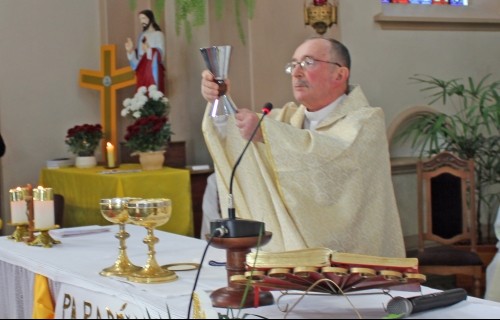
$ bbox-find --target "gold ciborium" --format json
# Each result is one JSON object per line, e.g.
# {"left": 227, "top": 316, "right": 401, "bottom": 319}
{"left": 126, "top": 198, "right": 178, "bottom": 283}
{"left": 99, "top": 197, "right": 142, "bottom": 277}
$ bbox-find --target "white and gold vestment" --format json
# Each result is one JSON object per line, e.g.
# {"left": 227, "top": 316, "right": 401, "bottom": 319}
{"left": 202, "top": 85, "right": 405, "bottom": 258}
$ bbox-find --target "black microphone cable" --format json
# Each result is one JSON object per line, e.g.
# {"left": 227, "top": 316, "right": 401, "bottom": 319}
{"left": 186, "top": 226, "right": 228, "bottom": 318}
{"left": 228, "top": 102, "right": 273, "bottom": 219}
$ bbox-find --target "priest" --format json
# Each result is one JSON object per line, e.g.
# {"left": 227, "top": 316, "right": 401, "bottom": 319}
{"left": 200, "top": 37, "right": 405, "bottom": 258}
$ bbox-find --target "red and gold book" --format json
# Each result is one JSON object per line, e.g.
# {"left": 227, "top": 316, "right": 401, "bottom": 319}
{"left": 235, "top": 248, "right": 426, "bottom": 294}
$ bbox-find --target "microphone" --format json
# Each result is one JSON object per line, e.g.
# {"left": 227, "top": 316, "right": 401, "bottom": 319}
{"left": 386, "top": 288, "right": 467, "bottom": 317}
{"left": 210, "top": 102, "right": 273, "bottom": 238}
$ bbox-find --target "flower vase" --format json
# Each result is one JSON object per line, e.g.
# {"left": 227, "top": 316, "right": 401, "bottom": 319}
{"left": 75, "top": 155, "right": 97, "bottom": 168}
{"left": 137, "top": 151, "right": 165, "bottom": 171}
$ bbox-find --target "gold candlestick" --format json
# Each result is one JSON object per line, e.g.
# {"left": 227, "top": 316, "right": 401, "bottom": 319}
{"left": 126, "top": 198, "right": 177, "bottom": 283}
{"left": 25, "top": 184, "right": 35, "bottom": 243}
{"left": 28, "top": 225, "right": 61, "bottom": 248}
{"left": 7, "top": 222, "right": 29, "bottom": 242}
{"left": 99, "top": 197, "right": 142, "bottom": 277}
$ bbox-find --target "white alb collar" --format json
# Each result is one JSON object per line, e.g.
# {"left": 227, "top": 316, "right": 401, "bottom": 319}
{"left": 304, "top": 94, "right": 346, "bottom": 130}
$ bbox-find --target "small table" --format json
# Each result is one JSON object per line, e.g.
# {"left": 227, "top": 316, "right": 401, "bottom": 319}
{"left": 39, "top": 164, "right": 193, "bottom": 236}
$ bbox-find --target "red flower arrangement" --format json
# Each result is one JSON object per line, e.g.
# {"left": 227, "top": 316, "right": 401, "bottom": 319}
{"left": 65, "top": 123, "right": 103, "bottom": 156}
{"left": 124, "top": 115, "right": 172, "bottom": 152}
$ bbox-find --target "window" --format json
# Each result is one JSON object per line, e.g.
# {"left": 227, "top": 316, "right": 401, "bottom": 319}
{"left": 375, "top": 0, "right": 500, "bottom": 30}
{"left": 381, "top": 0, "right": 468, "bottom": 5}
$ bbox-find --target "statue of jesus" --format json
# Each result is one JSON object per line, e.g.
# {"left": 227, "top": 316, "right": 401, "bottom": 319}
{"left": 125, "top": 9, "right": 166, "bottom": 93}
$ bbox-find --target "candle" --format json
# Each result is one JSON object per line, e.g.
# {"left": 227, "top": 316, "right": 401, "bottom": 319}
{"left": 33, "top": 186, "right": 55, "bottom": 230}
{"left": 9, "top": 187, "right": 28, "bottom": 224}
{"left": 106, "top": 142, "right": 115, "bottom": 168}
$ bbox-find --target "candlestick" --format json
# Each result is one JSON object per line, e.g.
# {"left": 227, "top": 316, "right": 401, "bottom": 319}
{"left": 7, "top": 223, "right": 28, "bottom": 242}
{"left": 9, "top": 187, "right": 28, "bottom": 224}
{"left": 106, "top": 142, "right": 117, "bottom": 168}
{"left": 28, "top": 225, "right": 61, "bottom": 248}
{"left": 33, "top": 186, "right": 55, "bottom": 230}
{"left": 24, "top": 184, "right": 35, "bottom": 242}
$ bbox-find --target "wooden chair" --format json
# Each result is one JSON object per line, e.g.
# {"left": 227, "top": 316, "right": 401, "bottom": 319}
{"left": 409, "top": 151, "right": 483, "bottom": 297}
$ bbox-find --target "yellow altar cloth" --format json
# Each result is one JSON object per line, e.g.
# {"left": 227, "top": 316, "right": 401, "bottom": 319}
{"left": 39, "top": 164, "right": 193, "bottom": 237}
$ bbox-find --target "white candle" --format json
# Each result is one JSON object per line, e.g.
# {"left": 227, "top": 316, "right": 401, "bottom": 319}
{"left": 33, "top": 186, "right": 55, "bottom": 230}
{"left": 9, "top": 187, "right": 28, "bottom": 224}
{"left": 106, "top": 142, "right": 115, "bottom": 168}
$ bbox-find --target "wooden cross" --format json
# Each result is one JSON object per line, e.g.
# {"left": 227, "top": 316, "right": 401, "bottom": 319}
{"left": 79, "top": 44, "right": 136, "bottom": 157}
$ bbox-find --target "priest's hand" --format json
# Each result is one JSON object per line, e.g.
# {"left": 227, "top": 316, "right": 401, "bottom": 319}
{"left": 235, "top": 109, "right": 263, "bottom": 142}
{"left": 201, "top": 70, "right": 231, "bottom": 103}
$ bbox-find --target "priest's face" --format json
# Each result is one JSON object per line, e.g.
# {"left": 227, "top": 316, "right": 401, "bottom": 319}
{"left": 139, "top": 13, "right": 151, "bottom": 31}
{"left": 289, "top": 39, "right": 343, "bottom": 112}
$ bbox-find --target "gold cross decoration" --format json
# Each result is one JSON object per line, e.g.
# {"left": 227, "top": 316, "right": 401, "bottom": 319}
{"left": 79, "top": 44, "right": 136, "bottom": 157}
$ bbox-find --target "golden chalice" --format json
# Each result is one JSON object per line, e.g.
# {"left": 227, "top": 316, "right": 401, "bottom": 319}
{"left": 126, "top": 198, "right": 178, "bottom": 283}
{"left": 99, "top": 197, "right": 142, "bottom": 277}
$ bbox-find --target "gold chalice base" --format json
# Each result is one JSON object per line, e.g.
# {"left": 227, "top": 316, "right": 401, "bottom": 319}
{"left": 127, "top": 266, "right": 178, "bottom": 284}
{"left": 100, "top": 260, "right": 142, "bottom": 277}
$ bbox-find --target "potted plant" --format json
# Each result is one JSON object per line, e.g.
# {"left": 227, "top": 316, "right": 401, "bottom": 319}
{"left": 65, "top": 123, "right": 103, "bottom": 168}
{"left": 124, "top": 115, "right": 172, "bottom": 152}
{"left": 396, "top": 74, "right": 500, "bottom": 244}
{"left": 122, "top": 85, "right": 172, "bottom": 170}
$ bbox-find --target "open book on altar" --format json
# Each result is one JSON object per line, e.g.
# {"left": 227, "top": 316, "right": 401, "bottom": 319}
{"left": 235, "top": 248, "right": 426, "bottom": 294}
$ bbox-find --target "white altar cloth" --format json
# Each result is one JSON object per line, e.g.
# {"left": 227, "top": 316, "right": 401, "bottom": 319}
{"left": 0, "top": 224, "right": 227, "bottom": 318}
{"left": 1, "top": 225, "right": 500, "bottom": 319}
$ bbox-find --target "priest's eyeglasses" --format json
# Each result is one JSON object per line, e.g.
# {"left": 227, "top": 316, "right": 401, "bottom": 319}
{"left": 285, "top": 56, "right": 342, "bottom": 75}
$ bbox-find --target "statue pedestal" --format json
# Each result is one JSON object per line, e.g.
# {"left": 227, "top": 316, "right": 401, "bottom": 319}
{"left": 207, "top": 231, "right": 274, "bottom": 309}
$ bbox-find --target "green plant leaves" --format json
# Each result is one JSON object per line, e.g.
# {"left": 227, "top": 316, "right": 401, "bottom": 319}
{"left": 175, "top": 0, "right": 206, "bottom": 42}
{"left": 175, "top": 0, "right": 254, "bottom": 44}
{"left": 398, "top": 74, "right": 500, "bottom": 243}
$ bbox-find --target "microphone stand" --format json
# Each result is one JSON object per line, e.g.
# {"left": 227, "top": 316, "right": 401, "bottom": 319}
{"left": 207, "top": 103, "right": 274, "bottom": 309}
{"left": 210, "top": 103, "right": 273, "bottom": 238}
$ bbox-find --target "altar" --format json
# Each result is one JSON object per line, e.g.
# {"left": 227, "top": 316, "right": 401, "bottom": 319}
{"left": 38, "top": 164, "right": 193, "bottom": 236}
{"left": 1, "top": 225, "right": 500, "bottom": 319}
